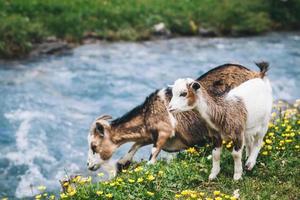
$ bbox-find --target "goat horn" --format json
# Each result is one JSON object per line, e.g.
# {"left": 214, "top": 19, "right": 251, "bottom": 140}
{"left": 96, "top": 114, "right": 113, "bottom": 121}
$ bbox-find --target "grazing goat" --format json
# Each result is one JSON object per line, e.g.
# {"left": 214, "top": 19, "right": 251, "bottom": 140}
{"left": 168, "top": 63, "right": 273, "bottom": 180}
{"left": 87, "top": 63, "right": 265, "bottom": 173}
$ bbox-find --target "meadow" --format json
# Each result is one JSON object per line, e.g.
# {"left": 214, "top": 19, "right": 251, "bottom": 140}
{"left": 21, "top": 100, "right": 300, "bottom": 200}
{"left": 1, "top": 0, "right": 300, "bottom": 58}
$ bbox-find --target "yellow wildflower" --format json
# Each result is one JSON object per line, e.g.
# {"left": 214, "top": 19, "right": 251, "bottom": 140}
{"left": 60, "top": 193, "right": 68, "bottom": 199}
{"left": 265, "top": 139, "right": 272, "bottom": 144}
{"left": 105, "top": 193, "right": 113, "bottom": 198}
{"left": 190, "top": 193, "right": 197, "bottom": 198}
{"left": 35, "top": 194, "right": 42, "bottom": 199}
{"left": 295, "top": 145, "right": 299, "bottom": 149}
{"left": 175, "top": 194, "right": 182, "bottom": 198}
{"left": 146, "top": 191, "right": 154, "bottom": 196}
{"left": 214, "top": 191, "right": 221, "bottom": 196}
{"left": 63, "top": 182, "right": 69, "bottom": 187}
{"left": 134, "top": 166, "right": 143, "bottom": 172}
{"left": 96, "top": 191, "right": 103, "bottom": 195}
{"left": 186, "top": 147, "right": 197, "bottom": 154}
{"left": 268, "top": 132, "right": 274, "bottom": 137}
{"left": 127, "top": 178, "right": 134, "bottom": 183}
{"left": 137, "top": 178, "right": 144, "bottom": 183}
{"left": 37, "top": 185, "right": 46, "bottom": 191}
{"left": 68, "top": 190, "right": 76, "bottom": 197}
{"left": 215, "top": 197, "right": 222, "bottom": 200}
{"left": 206, "top": 198, "right": 213, "bottom": 200}
{"left": 199, "top": 192, "right": 205, "bottom": 196}
{"left": 267, "top": 145, "right": 272, "bottom": 150}
{"left": 285, "top": 139, "right": 293, "bottom": 143}
{"left": 226, "top": 143, "right": 232, "bottom": 148}
{"left": 50, "top": 195, "right": 55, "bottom": 200}
{"left": 147, "top": 175, "right": 155, "bottom": 181}
{"left": 262, "top": 151, "right": 268, "bottom": 155}
{"left": 230, "top": 197, "right": 237, "bottom": 200}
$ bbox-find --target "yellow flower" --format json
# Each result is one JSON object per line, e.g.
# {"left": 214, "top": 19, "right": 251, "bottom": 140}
{"left": 262, "top": 151, "right": 268, "bottom": 155}
{"left": 215, "top": 197, "right": 222, "bottom": 200}
{"left": 147, "top": 175, "right": 155, "bottom": 181}
{"left": 68, "top": 190, "right": 76, "bottom": 196}
{"left": 199, "top": 192, "right": 205, "bottom": 196}
{"left": 226, "top": 143, "right": 232, "bottom": 148}
{"left": 190, "top": 193, "right": 197, "bottom": 198}
{"left": 268, "top": 132, "right": 274, "bottom": 137}
{"left": 175, "top": 194, "right": 182, "bottom": 198}
{"left": 290, "top": 132, "right": 295, "bottom": 137}
{"left": 60, "top": 193, "right": 68, "bottom": 199}
{"left": 267, "top": 145, "right": 272, "bottom": 150}
{"left": 146, "top": 191, "right": 154, "bottom": 196}
{"left": 37, "top": 185, "right": 46, "bottom": 191}
{"left": 35, "top": 194, "right": 42, "bottom": 199}
{"left": 110, "top": 182, "right": 116, "bottom": 186}
{"left": 181, "top": 190, "right": 190, "bottom": 195}
{"left": 137, "top": 178, "right": 144, "bottom": 183}
{"left": 158, "top": 170, "right": 164, "bottom": 175}
{"left": 230, "top": 197, "right": 237, "bottom": 200}
{"left": 96, "top": 191, "right": 103, "bottom": 195}
{"left": 128, "top": 178, "right": 135, "bottom": 183}
{"left": 295, "top": 145, "right": 299, "bottom": 149}
{"left": 105, "top": 193, "right": 113, "bottom": 198}
{"left": 117, "top": 177, "right": 123, "bottom": 181}
{"left": 186, "top": 147, "right": 197, "bottom": 154}
{"left": 206, "top": 198, "right": 213, "bottom": 200}
{"left": 214, "top": 191, "right": 221, "bottom": 196}
{"left": 63, "top": 182, "right": 69, "bottom": 187}
{"left": 134, "top": 166, "right": 143, "bottom": 172}
{"left": 97, "top": 172, "right": 104, "bottom": 177}
{"left": 285, "top": 139, "right": 293, "bottom": 143}
{"left": 122, "top": 169, "right": 127, "bottom": 173}
{"left": 265, "top": 139, "right": 272, "bottom": 144}
{"left": 50, "top": 195, "right": 55, "bottom": 200}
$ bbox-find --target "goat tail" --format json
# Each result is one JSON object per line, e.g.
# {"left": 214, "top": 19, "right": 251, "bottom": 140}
{"left": 255, "top": 61, "right": 269, "bottom": 78}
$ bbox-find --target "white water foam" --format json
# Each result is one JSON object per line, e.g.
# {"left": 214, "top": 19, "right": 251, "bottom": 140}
{"left": 4, "top": 110, "right": 59, "bottom": 198}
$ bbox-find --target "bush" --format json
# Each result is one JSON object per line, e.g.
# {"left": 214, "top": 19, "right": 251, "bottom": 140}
{"left": 0, "top": 14, "right": 46, "bottom": 58}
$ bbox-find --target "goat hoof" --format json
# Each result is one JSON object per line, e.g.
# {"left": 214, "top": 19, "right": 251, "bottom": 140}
{"left": 245, "top": 161, "right": 255, "bottom": 171}
{"left": 233, "top": 173, "right": 242, "bottom": 180}
{"left": 116, "top": 161, "right": 132, "bottom": 173}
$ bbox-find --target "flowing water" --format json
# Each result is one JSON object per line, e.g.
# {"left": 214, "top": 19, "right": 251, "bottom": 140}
{"left": 0, "top": 32, "right": 299, "bottom": 199}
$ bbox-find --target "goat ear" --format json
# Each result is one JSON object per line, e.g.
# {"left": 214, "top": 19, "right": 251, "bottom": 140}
{"left": 95, "top": 122, "right": 105, "bottom": 137}
{"left": 167, "top": 84, "right": 174, "bottom": 88}
{"left": 96, "top": 114, "right": 112, "bottom": 121}
{"left": 191, "top": 82, "right": 201, "bottom": 91}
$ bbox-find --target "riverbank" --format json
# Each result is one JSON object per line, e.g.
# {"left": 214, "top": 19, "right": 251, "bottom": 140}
{"left": 24, "top": 100, "right": 300, "bottom": 200}
{"left": 1, "top": 0, "right": 300, "bottom": 59}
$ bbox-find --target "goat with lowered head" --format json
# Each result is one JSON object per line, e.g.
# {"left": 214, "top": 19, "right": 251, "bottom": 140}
{"left": 168, "top": 62, "right": 273, "bottom": 180}
{"left": 87, "top": 63, "right": 267, "bottom": 175}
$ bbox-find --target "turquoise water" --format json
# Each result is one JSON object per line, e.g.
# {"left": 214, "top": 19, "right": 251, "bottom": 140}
{"left": 0, "top": 32, "right": 299, "bottom": 198}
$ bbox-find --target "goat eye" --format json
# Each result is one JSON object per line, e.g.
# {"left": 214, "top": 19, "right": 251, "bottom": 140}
{"left": 179, "top": 92, "right": 187, "bottom": 97}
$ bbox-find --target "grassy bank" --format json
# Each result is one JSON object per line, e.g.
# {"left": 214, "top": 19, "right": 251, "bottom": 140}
{"left": 24, "top": 100, "right": 300, "bottom": 200}
{"left": 0, "top": 0, "right": 300, "bottom": 58}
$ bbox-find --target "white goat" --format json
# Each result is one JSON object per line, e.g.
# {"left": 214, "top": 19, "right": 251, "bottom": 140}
{"left": 168, "top": 67, "right": 272, "bottom": 180}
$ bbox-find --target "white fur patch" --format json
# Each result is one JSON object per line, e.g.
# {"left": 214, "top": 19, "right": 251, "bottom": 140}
{"left": 158, "top": 88, "right": 177, "bottom": 137}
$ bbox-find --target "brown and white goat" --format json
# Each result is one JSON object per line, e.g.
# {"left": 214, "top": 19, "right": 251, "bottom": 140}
{"left": 87, "top": 63, "right": 265, "bottom": 174}
{"left": 168, "top": 63, "right": 273, "bottom": 180}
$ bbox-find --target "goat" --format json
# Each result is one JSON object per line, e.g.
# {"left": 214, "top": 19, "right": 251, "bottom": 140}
{"left": 87, "top": 63, "right": 265, "bottom": 174}
{"left": 168, "top": 62, "right": 273, "bottom": 180}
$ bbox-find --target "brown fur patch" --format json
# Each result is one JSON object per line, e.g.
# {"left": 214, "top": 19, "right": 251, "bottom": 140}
{"left": 186, "top": 83, "right": 197, "bottom": 107}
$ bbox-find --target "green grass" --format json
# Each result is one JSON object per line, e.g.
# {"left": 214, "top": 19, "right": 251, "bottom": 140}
{"left": 26, "top": 101, "right": 300, "bottom": 200}
{"left": 0, "top": 0, "right": 300, "bottom": 58}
